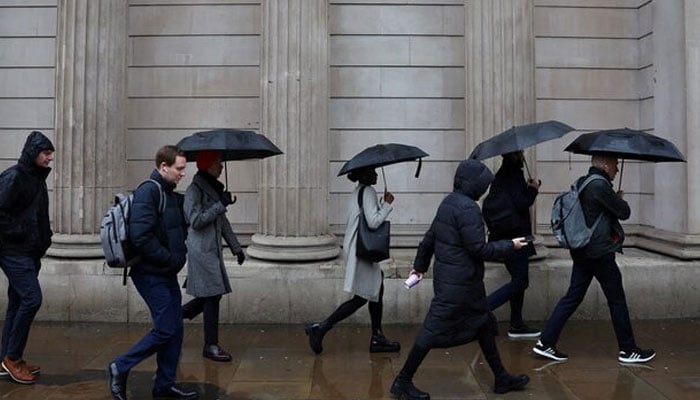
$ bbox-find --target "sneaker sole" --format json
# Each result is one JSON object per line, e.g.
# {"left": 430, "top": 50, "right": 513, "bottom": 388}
{"left": 532, "top": 347, "right": 568, "bottom": 362}
{"left": 618, "top": 353, "right": 656, "bottom": 363}
{"left": 508, "top": 331, "right": 541, "bottom": 339}
{"left": 1, "top": 361, "right": 36, "bottom": 385}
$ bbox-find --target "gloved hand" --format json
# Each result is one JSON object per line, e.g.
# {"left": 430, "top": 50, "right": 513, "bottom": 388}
{"left": 220, "top": 191, "right": 236, "bottom": 206}
{"left": 234, "top": 250, "right": 246, "bottom": 265}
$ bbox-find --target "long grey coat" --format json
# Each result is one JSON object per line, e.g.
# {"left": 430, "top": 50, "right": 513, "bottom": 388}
{"left": 342, "top": 184, "right": 393, "bottom": 302}
{"left": 184, "top": 173, "right": 242, "bottom": 298}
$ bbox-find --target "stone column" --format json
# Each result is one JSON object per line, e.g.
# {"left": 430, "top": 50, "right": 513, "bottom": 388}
{"left": 47, "top": 0, "right": 127, "bottom": 258}
{"left": 247, "top": 0, "right": 340, "bottom": 261}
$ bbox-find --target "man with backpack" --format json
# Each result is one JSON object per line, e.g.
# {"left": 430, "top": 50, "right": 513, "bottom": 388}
{"left": 107, "top": 145, "right": 198, "bottom": 400}
{"left": 533, "top": 154, "right": 656, "bottom": 364}
{"left": 0, "top": 131, "right": 54, "bottom": 385}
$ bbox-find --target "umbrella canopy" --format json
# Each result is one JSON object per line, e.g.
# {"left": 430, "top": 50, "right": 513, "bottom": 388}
{"left": 337, "top": 143, "right": 429, "bottom": 177}
{"left": 176, "top": 129, "right": 283, "bottom": 162}
{"left": 469, "top": 120, "right": 575, "bottom": 160}
{"left": 564, "top": 128, "right": 685, "bottom": 162}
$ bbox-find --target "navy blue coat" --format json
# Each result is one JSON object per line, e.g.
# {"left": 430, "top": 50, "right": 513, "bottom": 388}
{"left": 129, "top": 170, "right": 188, "bottom": 277}
{"left": 413, "top": 160, "right": 515, "bottom": 348}
{"left": 0, "top": 131, "right": 54, "bottom": 257}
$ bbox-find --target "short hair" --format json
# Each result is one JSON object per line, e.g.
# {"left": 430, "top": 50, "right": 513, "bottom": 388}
{"left": 591, "top": 153, "right": 616, "bottom": 167}
{"left": 155, "top": 145, "right": 184, "bottom": 167}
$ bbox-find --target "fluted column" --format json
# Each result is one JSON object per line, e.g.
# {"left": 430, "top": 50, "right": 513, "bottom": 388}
{"left": 248, "top": 0, "right": 340, "bottom": 261}
{"left": 47, "top": 0, "right": 127, "bottom": 258}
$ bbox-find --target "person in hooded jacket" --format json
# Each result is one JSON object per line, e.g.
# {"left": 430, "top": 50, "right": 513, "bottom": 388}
{"left": 533, "top": 154, "right": 656, "bottom": 364}
{"left": 390, "top": 159, "right": 530, "bottom": 400}
{"left": 0, "top": 131, "right": 54, "bottom": 385}
{"left": 107, "top": 145, "right": 198, "bottom": 400}
{"left": 482, "top": 150, "right": 541, "bottom": 338}
{"left": 181, "top": 150, "right": 245, "bottom": 362}
{"left": 304, "top": 167, "right": 400, "bottom": 355}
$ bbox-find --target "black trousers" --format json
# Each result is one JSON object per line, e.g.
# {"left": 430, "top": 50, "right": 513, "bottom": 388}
{"left": 182, "top": 295, "right": 222, "bottom": 346}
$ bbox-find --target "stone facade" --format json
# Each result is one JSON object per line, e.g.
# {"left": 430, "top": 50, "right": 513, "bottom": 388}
{"left": 1, "top": 0, "right": 700, "bottom": 322}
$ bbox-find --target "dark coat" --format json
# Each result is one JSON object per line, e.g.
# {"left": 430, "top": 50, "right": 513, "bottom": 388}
{"left": 571, "top": 166, "right": 630, "bottom": 259}
{"left": 484, "top": 161, "right": 538, "bottom": 240}
{"left": 0, "top": 131, "right": 54, "bottom": 257}
{"left": 129, "top": 170, "right": 188, "bottom": 277}
{"left": 413, "top": 160, "right": 515, "bottom": 349}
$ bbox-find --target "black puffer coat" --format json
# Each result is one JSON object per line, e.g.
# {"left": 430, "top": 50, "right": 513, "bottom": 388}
{"left": 129, "top": 170, "right": 188, "bottom": 277}
{"left": 0, "top": 131, "right": 54, "bottom": 257}
{"left": 413, "top": 160, "right": 515, "bottom": 349}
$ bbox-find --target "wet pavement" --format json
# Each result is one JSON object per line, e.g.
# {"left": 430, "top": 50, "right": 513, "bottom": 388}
{"left": 0, "top": 319, "right": 698, "bottom": 399}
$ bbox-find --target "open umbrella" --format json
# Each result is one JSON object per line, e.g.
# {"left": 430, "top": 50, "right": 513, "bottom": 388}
{"left": 469, "top": 120, "right": 575, "bottom": 161}
{"left": 564, "top": 128, "right": 685, "bottom": 190}
{"left": 176, "top": 129, "right": 283, "bottom": 161}
{"left": 337, "top": 143, "right": 429, "bottom": 192}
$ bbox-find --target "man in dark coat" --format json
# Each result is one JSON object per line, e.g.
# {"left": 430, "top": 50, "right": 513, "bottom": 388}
{"left": 0, "top": 131, "right": 54, "bottom": 385}
{"left": 533, "top": 154, "right": 656, "bottom": 364}
{"left": 107, "top": 145, "right": 198, "bottom": 400}
{"left": 390, "top": 159, "right": 530, "bottom": 400}
{"left": 482, "top": 150, "right": 541, "bottom": 338}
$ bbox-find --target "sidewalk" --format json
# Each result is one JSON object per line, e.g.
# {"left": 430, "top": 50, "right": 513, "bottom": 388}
{"left": 0, "top": 319, "right": 697, "bottom": 399}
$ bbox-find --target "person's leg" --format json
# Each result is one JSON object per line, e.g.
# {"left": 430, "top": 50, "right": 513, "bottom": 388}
{"left": 477, "top": 317, "right": 529, "bottom": 394}
{"left": 506, "top": 253, "right": 530, "bottom": 329}
{"left": 0, "top": 255, "right": 42, "bottom": 361}
{"left": 368, "top": 280, "right": 400, "bottom": 352}
{"left": 153, "top": 276, "right": 183, "bottom": 392}
{"left": 1, "top": 280, "right": 20, "bottom": 361}
{"left": 593, "top": 255, "right": 636, "bottom": 351}
{"left": 487, "top": 251, "right": 522, "bottom": 311}
{"left": 390, "top": 343, "right": 431, "bottom": 399}
{"left": 181, "top": 297, "right": 205, "bottom": 320}
{"left": 202, "top": 295, "right": 222, "bottom": 346}
{"left": 305, "top": 295, "right": 367, "bottom": 354}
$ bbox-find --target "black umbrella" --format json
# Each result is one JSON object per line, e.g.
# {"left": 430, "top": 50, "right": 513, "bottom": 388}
{"left": 176, "top": 129, "right": 283, "bottom": 162}
{"left": 337, "top": 143, "right": 429, "bottom": 192}
{"left": 564, "top": 128, "right": 685, "bottom": 190}
{"left": 469, "top": 120, "right": 575, "bottom": 161}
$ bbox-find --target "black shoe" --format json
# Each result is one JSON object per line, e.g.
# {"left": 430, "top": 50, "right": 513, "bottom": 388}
{"left": 533, "top": 340, "right": 568, "bottom": 361}
{"left": 507, "top": 325, "right": 541, "bottom": 339}
{"left": 618, "top": 348, "right": 656, "bottom": 363}
{"left": 494, "top": 373, "right": 529, "bottom": 394}
{"left": 370, "top": 333, "right": 400, "bottom": 353}
{"left": 304, "top": 321, "right": 331, "bottom": 354}
{"left": 390, "top": 377, "right": 430, "bottom": 400}
{"left": 203, "top": 344, "right": 232, "bottom": 362}
{"left": 152, "top": 385, "right": 199, "bottom": 399}
{"left": 106, "top": 362, "right": 128, "bottom": 400}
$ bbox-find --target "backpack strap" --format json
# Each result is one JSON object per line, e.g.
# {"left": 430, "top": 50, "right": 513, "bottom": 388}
{"left": 135, "top": 179, "right": 166, "bottom": 215}
{"left": 576, "top": 174, "right": 608, "bottom": 229}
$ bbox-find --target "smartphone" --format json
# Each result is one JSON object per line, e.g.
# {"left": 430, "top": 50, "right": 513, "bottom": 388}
{"left": 523, "top": 235, "right": 535, "bottom": 243}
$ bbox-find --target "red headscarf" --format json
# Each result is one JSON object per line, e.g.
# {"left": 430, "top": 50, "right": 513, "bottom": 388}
{"left": 196, "top": 150, "right": 221, "bottom": 171}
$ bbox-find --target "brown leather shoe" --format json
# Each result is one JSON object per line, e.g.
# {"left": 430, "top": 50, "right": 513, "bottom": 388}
{"left": 2, "top": 356, "right": 36, "bottom": 384}
{"left": 19, "top": 359, "right": 40, "bottom": 375}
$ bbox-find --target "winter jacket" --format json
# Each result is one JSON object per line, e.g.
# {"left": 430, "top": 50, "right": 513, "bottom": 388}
{"left": 571, "top": 166, "right": 630, "bottom": 259}
{"left": 0, "top": 131, "right": 54, "bottom": 257}
{"left": 184, "top": 171, "right": 241, "bottom": 298}
{"left": 483, "top": 161, "right": 538, "bottom": 241}
{"left": 129, "top": 170, "right": 188, "bottom": 277}
{"left": 342, "top": 183, "right": 392, "bottom": 302}
{"left": 413, "top": 159, "right": 515, "bottom": 349}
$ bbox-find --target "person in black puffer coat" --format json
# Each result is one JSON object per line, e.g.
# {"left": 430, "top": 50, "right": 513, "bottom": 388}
{"left": 0, "top": 131, "right": 54, "bottom": 384}
{"left": 390, "top": 159, "right": 530, "bottom": 400}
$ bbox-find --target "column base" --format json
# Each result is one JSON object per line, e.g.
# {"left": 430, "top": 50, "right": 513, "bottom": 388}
{"left": 247, "top": 234, "right": 341, "bottom": 262}
{"left": 46, "top": 234, "right": 104, "bottom": 258}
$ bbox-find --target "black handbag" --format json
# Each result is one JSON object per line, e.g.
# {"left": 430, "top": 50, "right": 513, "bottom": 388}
{"left": 355, "top": 186, "right": 391, "bottom": 262}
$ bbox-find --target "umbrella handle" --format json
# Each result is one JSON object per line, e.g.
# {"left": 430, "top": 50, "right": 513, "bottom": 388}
{"left": 415, "top": 158, "right": 423, "bottom": 178}
{"left": 523, "top": 159, "right": 532, "bottom": 181}
{"left": 381, "top": 166, "right": 388, "bottom": 196}
{"left": 618, "top": 159, "right": 625, "bottom": 192}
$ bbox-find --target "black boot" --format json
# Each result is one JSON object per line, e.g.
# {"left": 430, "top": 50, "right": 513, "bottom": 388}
{"left": 370, "top": 332, "right": 400, "bottom": 353}
{"left": 390, "top": 376, "right": 430, "bottom": 400}
{"left": 106, "top": 361, "right": 128, "bottom": 400}
{"left": 494, "top": 373, "right": 529, "bottom": 394}
{"left": 304, "top": 320, "right": 331, "bottom": 354}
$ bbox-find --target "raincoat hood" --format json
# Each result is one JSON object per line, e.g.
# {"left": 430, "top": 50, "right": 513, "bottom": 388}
{"left": 453, "top": 159, "right": 494, "bottom": 200}
{"left": 18, "top": 131, "right": 54, "bottom": 175}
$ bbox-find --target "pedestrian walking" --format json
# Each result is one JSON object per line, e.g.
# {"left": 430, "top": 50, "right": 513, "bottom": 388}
{"left": 533, "top": 154, "right": 656, "bottom": 364}
{"left": 482, "top": 150, "right": 541, "bottom": 338}
{"left": 181, "top": 150, "right": 245, "bottom": 362}
{"left": 0, "top": 131, "right": 54, "bottom": 385}
{"left": 305, "top": 167, "right": 400, "bottom": 355}
{"left": 390, "top": 159, "right": 530, "bottom": 399}
{"left": 107, "top": 145, "right": 198, "bottom": 400}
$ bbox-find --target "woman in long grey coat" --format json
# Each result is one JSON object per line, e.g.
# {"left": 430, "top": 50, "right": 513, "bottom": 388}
{"left": 182, "top": 150, "right": 245, "bottom": 362}
{"left": 304, "top": 167, "right": 400, "bottom": 355}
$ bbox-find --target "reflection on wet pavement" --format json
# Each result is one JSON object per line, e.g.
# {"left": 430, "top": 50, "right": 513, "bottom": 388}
{"left": 0, "top": 319, "right": 697, "bottom": 399}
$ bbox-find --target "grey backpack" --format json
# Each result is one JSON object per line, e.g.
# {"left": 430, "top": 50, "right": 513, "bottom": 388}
{"left": 100, "top": 179, "right": 165, "bottom": 284}
{"left": 551, "top": 175, "right": 606, "bottom": 249}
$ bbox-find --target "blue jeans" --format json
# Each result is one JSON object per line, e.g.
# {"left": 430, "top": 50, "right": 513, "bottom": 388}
{"left": 0, "top": 254, "right": 42, "bottom": 361}
{"left": 487, "top": 249, "right": 529, "bottom": 327}
{"left": 540, "top": 253, "right": 636, "bottom": 351}
{"left": 114, "top": 272, "right": 183, "bottom": 391}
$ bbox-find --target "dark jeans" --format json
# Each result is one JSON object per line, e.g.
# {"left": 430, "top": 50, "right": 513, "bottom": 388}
{"left": 182, "top": 295, "right": 222, "bottom": 345}
{"left": 540, "top": 253, "right": 636, "bottom": 351}
{"left": 0, "top": 254, "right": 42, "bottom": 361}
{"left": 487, "top": 249, "right": 529, "bottom": 327}
{"left": 114, "top": 272, "right": 183, "bottom": 391}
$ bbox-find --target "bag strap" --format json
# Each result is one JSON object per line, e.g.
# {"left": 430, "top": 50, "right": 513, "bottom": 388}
{"left": 357, "top": 185, "right": 366, "bottom": 209}
{"left": 575, "top": 174, "right": 607, "bottom": 229}
{"left": 135, "top": 178, "right": 166, "bottom": 215}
